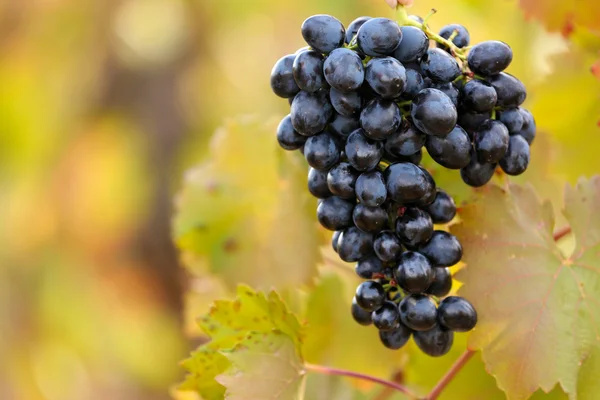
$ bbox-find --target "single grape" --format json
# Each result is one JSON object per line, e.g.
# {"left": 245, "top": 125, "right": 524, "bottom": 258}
{"left": 438, "top": 24, "right": 470, "bottom": 49}
{"left": 488, "top": 72, "right": 526, "bottom": 108}
{"left": 460, "top": 150, "right": 497, "bottom": 187}
{"left": 355, "top": 254, "right": 384, "bottom": 279}
{"left": 425, "top": 125, "right": 472, "bottom": 169}
{"left": 337, "top": 226, "right": 374, "bottom": 262}
{"left": 395, "top": 251, "right": 434, "bottom": 294}
{"left": 474, "top": 119, "right": 509, "bottom": 163}
{"left": 457, "top": 109, "right": 491, "bottom": 135}
{"left": 355, "top": 171, "right": 387, "bottom": 207}
{"left": 373, "top": 230, "right": 403, "bottom": 263}
{"left": 353, "top": 204, "right": 389, "bottom": 233}
{"left": 411, "top": 88, "right": 457, "bottom": 137}
{"left": 346, "top": 16, "right": 371, "bottom": 44}
{"left": 332, "top": 230, "right": 341, "bottom": 253}
{"left": 293, "top": 50, "right": 326, "bottom": 93}
{"left": 499, "top": 134, "right": 530, "bottom": 175}
{"left": 277, "top": 114, "right": 306, "bottom": 150}
{"left": 308, "top": 167, "right": 332, "bottom": 199}
{"left": 357, "top": 18, "right": 402, "bottom": 57}
{"left": 418, "top": 230, "right": 462, "bottom": 267}
{"left": 329, "top": 113, "right": 360, "bottom": 138}
{"left": 301, "top": 14, "right": 345, "bottom": 54}
{"left": 468, "top": 40, "right": 513, "bottom": 76}
{"left": 290, "top": 90, "right": 333, "bottom": 136}
{"left": 379, "top": 322, "right": 412, "bottom": 349}
{"left": 413, "top": 324, "right": 454, "bottom": 357}
{"left": 351, "top": 296, "right": 373, "bottom": 325}
{"left": 323, "top": 48, "right": 365, "bottom": 92}
{"left": 516, "top": 108, "right": 536, "bottom": 144}
{"left": 401, "top": 68, "right": 426, "bottom": 100}
{"left": 270, "top": 54, "right": 300, "bottom": 98}
{"left": 413, "top": 168, "right": 437, "bottom": 207}
{"left": 430, "top": 82, "right": 460, "bottom": 107}
{"left": 372, "top": 301, "right": 401, "bottom": 331}
{"left": 399, "top": 294, "right": 437, "bottom": 331}
{"left": 420, "top": 48, "right": 461, "bottom": 83}
{"left": 304, "top": 132, "right": 340, "bottom": 170}
{"left": 355, "top": 281, "right": 386, "bottom": 312}
{"left": 425, "top": 190, "right": 456, "bottom": 224}
{"left": 427, "top": 267, "right": 452, "bottom": 297}
{"left": 385, "top": 120, "right": 426, "bottom": 158}
{"left": 385, "top": 162, "right": 436, "bottom": 205}
{"left": 345, "top": 129, "right": 384, "bottom": 171}
{"left": 394, "top": 26, "right": 429, "bottom": 63}
{"left": 461, "top": 79, "right": 497, "bottom": 113}
{"left": 317, "top": 196, "right": 355, "bottom": 230}
{"left": 327, "top": 162, "right": 358, "bottom": 199}
{"left": 497, "top": 108, "right": 524, "bottom": 133}
{"left": 395, "top": 207, "right": 433, "bottom": 248}
{"left": 386, "top": 149, "right": 424, "bottom": 165}
{"left": 365, "top": 57, "right": 407, "bottom": 99}
{"left": 330, "top": 88, "right": 362, "bottom": 117}
{"left": 438, "top": 296, "right": 477, "bottom": 332}
{"left": 360, "top": 99, "right": 402, "bottom": 141}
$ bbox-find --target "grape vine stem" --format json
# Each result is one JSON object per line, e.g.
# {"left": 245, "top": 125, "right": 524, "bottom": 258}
{"left": 304, "top": 363, "right": 419, "bottom": 399}
{"left": 553, "top": 226, "right": 572, "bottom": 241}
{"left": 424, "top": 349, "right": 476, "bottom": 400}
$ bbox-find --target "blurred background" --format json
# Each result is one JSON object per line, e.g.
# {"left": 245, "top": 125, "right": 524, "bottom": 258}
{"left": 0, "top": 0, "right": 597, "bottom": 399}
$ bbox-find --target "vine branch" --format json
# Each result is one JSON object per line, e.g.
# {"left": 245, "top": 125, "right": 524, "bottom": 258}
{"left": 425, "top": 349, "right": 476, "bottom": 400}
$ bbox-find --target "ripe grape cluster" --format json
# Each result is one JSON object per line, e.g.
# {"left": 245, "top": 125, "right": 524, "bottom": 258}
{"left": 271, "top": 12, "right": 535, "bottom": 356}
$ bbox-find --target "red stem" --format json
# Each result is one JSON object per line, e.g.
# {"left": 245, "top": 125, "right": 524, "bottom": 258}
{"left": 304, "top": 363, "right": 419, "bottom": 399}
{"left": 425, "top": 349, "right": 476, "bottom": 400}
{"left": 553, "top": 226, "right": 572, "bottom": 241}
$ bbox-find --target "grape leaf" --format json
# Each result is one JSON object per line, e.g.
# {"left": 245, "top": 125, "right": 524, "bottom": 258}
{"left": 451, "top": 178, "right": 600, "bottom": 400}
{"left": 518, "top": 0, "right": 600, "bottom": 32}
{"left": 179, "top": 285, "right": 303, "bottom": 400}
{"left": 216, "top": 331, "right": 305, "bottom": 400}
{"left": 173, "top": 117, "right": 320, "bottom": 290}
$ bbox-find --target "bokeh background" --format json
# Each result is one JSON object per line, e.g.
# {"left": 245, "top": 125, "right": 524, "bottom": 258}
{"left": 0, "top": 0, "right": 598, "bottom": 399}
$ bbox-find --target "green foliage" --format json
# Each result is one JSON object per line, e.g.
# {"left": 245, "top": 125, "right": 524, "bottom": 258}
{"left": 452, "top": 178, "right": 600, "bottom": 400}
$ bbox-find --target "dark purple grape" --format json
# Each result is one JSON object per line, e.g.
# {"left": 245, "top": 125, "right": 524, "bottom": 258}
{"left": 355, "top": 281, "right": 385, "bottom": 311}
{"left": 346, "top": 16, "right": 371, "bottom": 44}
{"left": 327, "top": 162, "right": 358, "bottom": 199}
{"left": 497, "top": 108, "right": 524, "bottom": 133}
{"left": 414, "top": 324, "right": 453, "bottom": 357}
{"left": 461, "top": 152, "right": 497, "bottom": 187}
{"left": 425, "top": 125, "right": 472, "bottom": 169}
{"left": 270, "top": 54, "right": 300, "bottom": 98}
{"left": 488, "top": 72, "right": 526, "bottom": 108}
{"left": 461, "top": 79, "right": 497, "bottom": 113}
{"left": 332, "top": 230, "right": 341, "bottom": 253}
{"left": 394, "top": 251, "right": 434, "bottom": 294}
{"left": 394, "top": 26, "right": 429, "bottom": 63}
{"left": 411, "top": 88, "right": 457, "bottom": 137}
{"left": 365, "top": 57, "right": 407, "bottom": 99}
{"left": 438, "top": 296, "right": 477, "bottom": 332}
{"left": 401, "top": 68, "right": 426, "bottom": 100}
{"left": 277, "top": 114, "right": 306, "bottom": 150}
{"left": 399, "top": 294, "right": 437, "bottom": 331}
{"left": 355, "top": 254, "right": 384, "bottom": 279}
{"left": 301, "top": 14, "right": 345, "bottom": 54}
{"left": 351, "top": 296, "right": 373, "bottom": 325}
{"left": 516, "top": 108, "right": 536, "bottom": 144}
{"left": 356, "top": 171, "right": 387, "bottom": 207}
{"left": 337, "top": 226, "right": 374, "bottom": 262}
{"left": 438, "top": 24, "right": 470, "bottom": 49}
{"left": 385, "top": 162, "right": 436, "bottom": 204}
{"left": 293, "top": 50, "right": 325, "bottom": 93}
{"left": 468, "top": 40, "right": 513, "bottom": 76}
{"left": 329, "top": 113, "right": 360, "bottom": 138}
{"left": 395, "top": 207, "right": 433, "bottom": 248}
{"left": 290, "top": 90, "right": 333, "bottom": 136}
{"left": 385, "top": 120, "right": 426, "bottom": 158}
{"left": 431, "top": 82, "right": 460, "bottom": 107}
{"left": 317, "top": 196, "right": 355, "bottom": 230}
{"left": 425, "top": 190, "right": 456, "bottom": 224}
{"left": 357, "top": 18, "right": 402, "bottom": 57}
{"left": 458, "top": 109, "right": 491, "bottom": 135}
{"left": 379, "top": 322, "right": 412, "bottom": 349}
{"left": 345, "top": 129, "right": 384, "bottom": 171}
{"left": 330, "top": 88, "right": 362, "bottom": 117}
{"left": 427, "top": 267, "right": 452, "bottom": 297}
{"left": 360, "top": 99, "right": 402, "bottom": 141}
{"left": 373, "top": 231, "right": 403, "bottom": 263}
{"left": 499, "top": 134, "right": 530, "bottom": 175}
{"left": 372, "top": 301, "right": 401, "bottom": 331}
{"left": 474, "top": 119, "right": 509, "bottom": 163}
{"left": 304, "top": 132, "right": 340, "bottom": 171}
{"left": 323, "top": 48, "right": 365, "bottom": 92}
{"left": 418, "top": 231, "right": 462, "bottom": 267}
{"left": 308, "top": 167, "right": 332, "bottom": 199}
{"left": 353, "top": 204, "right": 388, "bottom": 233}
{"left": 420, "top": 48, "right": 461, "bottom": 83}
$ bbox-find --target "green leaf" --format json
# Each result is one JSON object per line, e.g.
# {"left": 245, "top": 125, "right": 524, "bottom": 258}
{"left": 173, "top": 117, "right": 320, "bottom": 290}
{"left": 451, "top": 177, "right": 600, "bottom": 400}
{"left": 179, "top": 285, "right": 303, "bottom": 400}
{"left": 216, "top": 331, "right": 305, "bottom": 400}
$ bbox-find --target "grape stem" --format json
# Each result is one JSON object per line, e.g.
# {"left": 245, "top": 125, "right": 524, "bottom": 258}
{"left": 395, "top": 5, "right": 468, "bottom": 60}
{"left": 553, "top": 226, "right": 572, "bottom": 241}
{"left": 425, "top": 349, "right": 476, "bottom": 400}
{"left": 304, "top": 363, "right": 419, "bottom": 399}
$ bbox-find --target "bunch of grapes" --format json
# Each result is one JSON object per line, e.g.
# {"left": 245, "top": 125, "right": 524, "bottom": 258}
{"left": 270, "top": 11, "right": 535, "bottom": 356}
